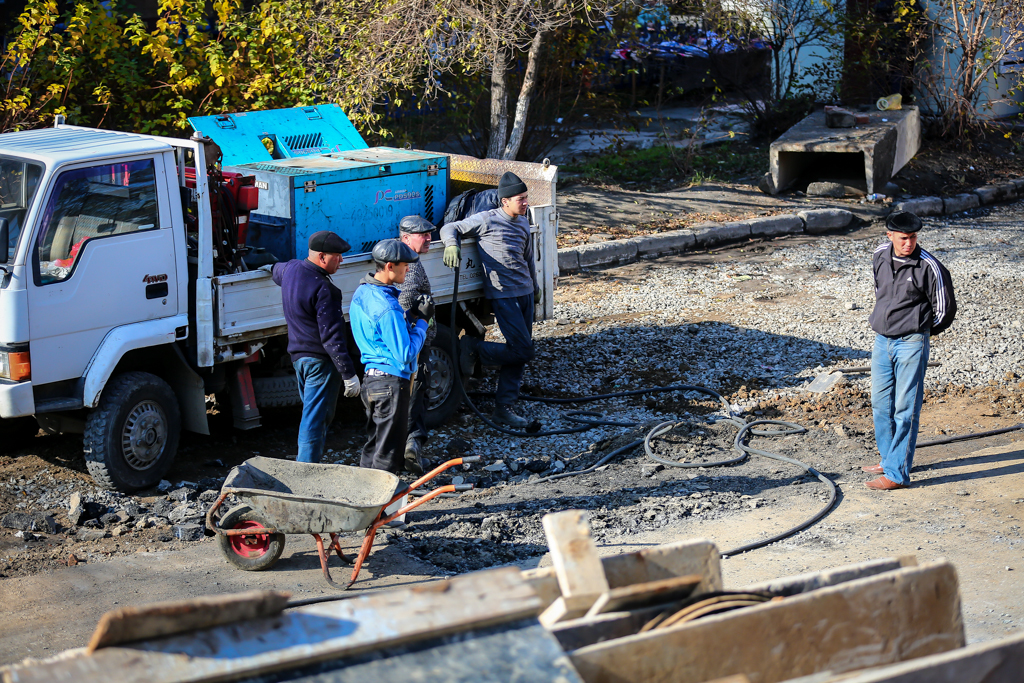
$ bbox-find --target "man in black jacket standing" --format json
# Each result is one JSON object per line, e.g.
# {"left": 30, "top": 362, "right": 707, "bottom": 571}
{"left": 266, "top": 231, "right": 361, "bottom": 463}
{"left": 863, "top": 211, "right": 956, "bottom": 490}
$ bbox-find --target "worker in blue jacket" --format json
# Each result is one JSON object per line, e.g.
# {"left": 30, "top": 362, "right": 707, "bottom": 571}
{"left": 350, "top": 239, "right": 433, "bottom": 473}
{"left": 265, "top": 231, "right": 360, "bottom": 464}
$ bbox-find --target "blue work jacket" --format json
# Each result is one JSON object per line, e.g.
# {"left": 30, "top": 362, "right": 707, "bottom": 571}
{"left": 350, "top": 274, "right": 428, "bottom": 379}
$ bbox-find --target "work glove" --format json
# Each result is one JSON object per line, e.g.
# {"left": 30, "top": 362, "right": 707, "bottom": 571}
{"left": 534, "top": 285, "right": 541, "bottom": 302}
{"left": 257, "top": 264, "right": 274, "bottom": 275}
{"left": 413, "top": 294, "right": 435, "bottom": 322}
{"left": 443, "top": 245, "right": 461, "bottom": 270}
{"left": 343, "top": 374, "right": 361, "bottom": 398}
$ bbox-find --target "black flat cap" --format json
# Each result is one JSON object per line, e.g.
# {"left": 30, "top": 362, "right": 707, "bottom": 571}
{"left": 399, "top": 215, "right": 435, "bottom": 234}
{"left": 372, "top": 238, "right": 420, "bottom": 265}
{"left": 497, "top": 171, "right": 528, "bottom": 200}
{"left": 886, "top": 210, "right": 922, "bottom": 234}
{"left": 308, "top": 231, "right": 351, "bottom": 254}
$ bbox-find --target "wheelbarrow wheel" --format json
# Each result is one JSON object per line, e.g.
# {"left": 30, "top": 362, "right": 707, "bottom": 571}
{"left": 217, "top": 505, "right": 285, "bottom": 571}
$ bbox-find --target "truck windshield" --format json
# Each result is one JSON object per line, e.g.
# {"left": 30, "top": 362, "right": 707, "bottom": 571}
{"left": 1, "top": 157, "right": 44, "bottom": 263}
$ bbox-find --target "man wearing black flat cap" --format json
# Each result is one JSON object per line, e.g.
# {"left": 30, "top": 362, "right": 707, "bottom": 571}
{"left": 863, "top": 210, "right": 956, "bottom": 491}
{"left": 350, "top": 238, "right": 433, "bottom": 474}
{"left": 264, "top": 230, "right": 360, "bottom": 463}
{"left": 397, "top": 215, "right": 436, "bottom": 473}
{"left": 440, "top": 171, "right": 538, "bottom": 428}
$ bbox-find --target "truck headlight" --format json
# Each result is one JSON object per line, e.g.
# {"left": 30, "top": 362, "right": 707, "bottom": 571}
{"left": 0, "top": 348, "right": 30, "bottom": 381}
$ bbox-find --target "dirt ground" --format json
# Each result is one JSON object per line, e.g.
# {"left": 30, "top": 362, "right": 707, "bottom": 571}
{"left": 2, "top": 229, "right": 1023, "bottom": 666}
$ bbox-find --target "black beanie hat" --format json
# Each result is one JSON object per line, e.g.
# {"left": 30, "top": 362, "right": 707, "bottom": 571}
{"left": 886, "top": 211, "right": 922, "bottom": 234}
{"left": 308, "top": 230, "right": 351, "bottom": 254}
{"left": 497, "top": 171, "right": 528, "bottom": 200}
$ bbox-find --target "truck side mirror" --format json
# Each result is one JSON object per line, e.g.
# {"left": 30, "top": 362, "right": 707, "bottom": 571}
{"left": 0, "top": 218, "right": 8, "bottom": 265}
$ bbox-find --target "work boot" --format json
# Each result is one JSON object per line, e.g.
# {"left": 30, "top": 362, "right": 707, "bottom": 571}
{"left": 492, "top": 404, "right": 529, "bottom": 429}
{"left": 404, "top": 439, "right": 427, "bottom": 475}
{"left": 459, "top": 336, "right": 480, "bottom": 376}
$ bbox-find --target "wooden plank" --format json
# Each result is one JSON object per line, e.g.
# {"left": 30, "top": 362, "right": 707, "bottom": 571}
{"left": 523, "top": 538, "right": 722, "bottom": 611}
{"left": 585, "top": 575, "right": 701, "bottom": 618}
{"left": 542, "top": 510, "right": 609, "bottom": 600}
{"left": 779, "top": 631, "right": 1024, "bottom": 683}
{"left": 552, "top": 556, "right": 914, "bottom": 653}
{"left": 539, "top": 594, "right": 596, "bottom": 628}
{"left": 85, "top": 590, "right": 291, "bottom": 653}
{"left": 3, "top": 567, "right": 541, "bottom": 683}
{"left": 569, "top": 560, "right": 964, "bottom": 683}
{"left": 741, "top": 556, "right": 916, "bottom": 598}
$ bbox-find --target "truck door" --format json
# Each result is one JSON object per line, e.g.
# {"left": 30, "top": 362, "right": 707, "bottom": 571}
{"left": 26, "top": 156, "right": 178, "bottom": 385}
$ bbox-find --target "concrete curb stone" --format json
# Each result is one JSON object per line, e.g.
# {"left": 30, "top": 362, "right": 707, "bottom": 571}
{"left": 893, "top": 197, "right": 943, "bottom": 217}
{"left": 746, "top": 214, "right": 804, "bottom": 237}
{"left": 575, "top": 239, "right": 638, "bottom": 269}
{"left": 974, "top": 184, "right": 1017, "bottom": 205}
{"left": 943, "top": 193, "right": 980, "bottom": 215}
{"left": 633, "top": 229, "right": 697, "bottom": 257}
{"left": 557, "top": 249, "right": 579, "bottom": 274}
{"left": 694, "top": 221, "right": 749, "bottom": 247}
{"left": 797, "top": 208, "right": 854, "bottom": 234}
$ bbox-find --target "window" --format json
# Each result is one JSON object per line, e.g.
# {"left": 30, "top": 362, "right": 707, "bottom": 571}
{"left": 0, "top": 157, "right": 44, "bottom": 264}
{"left": 36, "top": 159, "right": 159, "bottom": 284}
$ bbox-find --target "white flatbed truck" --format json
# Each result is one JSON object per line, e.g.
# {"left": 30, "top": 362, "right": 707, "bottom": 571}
{"left": 0, "top": 119, "right": 558, "bottom": 491}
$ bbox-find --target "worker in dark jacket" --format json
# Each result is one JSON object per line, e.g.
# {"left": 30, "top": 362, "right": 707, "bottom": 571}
{"left": 863, "top": 211, "right": 956, "bottom": 490}
{"left": 397, "top": 215, "right": 436, "bottom": 474}
{"left": 350, "top": 239, "right": 432, "bottom": 473}
{"left": 440, "top": 171, "right": 538, "bottom": 428}
{"left": 265, "top": 231, "right": 360, "bottom": 464}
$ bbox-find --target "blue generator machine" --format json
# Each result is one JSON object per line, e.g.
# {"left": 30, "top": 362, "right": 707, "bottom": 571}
{"left": 189, "top": 105, "right": 449, "bottom": 258}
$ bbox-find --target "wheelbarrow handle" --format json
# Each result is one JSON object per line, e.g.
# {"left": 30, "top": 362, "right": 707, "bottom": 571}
{"left": 348, "top": 484, "right": 465, "bottom": 589}
{"left": 399, "top": 456, "right": 479, "bottom": 500}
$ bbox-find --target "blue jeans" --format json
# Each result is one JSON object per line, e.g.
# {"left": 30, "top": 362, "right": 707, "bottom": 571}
{"left": 479, "top": 293, "right": 535, "bottom": 406}
{"left": 294, "top": 356, "right": 342, "bottom": 464}
{"left": 871, "top": 332, "right": 930, "bottom": 486}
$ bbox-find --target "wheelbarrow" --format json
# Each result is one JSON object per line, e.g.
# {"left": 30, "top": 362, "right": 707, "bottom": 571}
{"left": 205, "top": 455, "right": 478, "bottom": 589}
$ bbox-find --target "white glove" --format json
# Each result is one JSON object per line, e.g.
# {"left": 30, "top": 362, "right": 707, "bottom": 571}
{"left": 343, "top": 374, "right": 361, "bottom": 398}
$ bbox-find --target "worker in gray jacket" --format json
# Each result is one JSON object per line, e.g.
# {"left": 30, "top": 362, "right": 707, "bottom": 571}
{"left": 862, "top": 210, "right": 956, "bottom": 490}
{"left": 397, "top": 215, "right": 436, "bottom": 473}
{"left": 440, "top": 172, "right": 538, "bottom": 428}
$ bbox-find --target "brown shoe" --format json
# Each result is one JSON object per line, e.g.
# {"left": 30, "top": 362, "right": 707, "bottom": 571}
{"left": 865, "top": 476, "right": 908, "bottom": 490}
{"left": 861, "top": 464, "right": 884, "bottom": 474}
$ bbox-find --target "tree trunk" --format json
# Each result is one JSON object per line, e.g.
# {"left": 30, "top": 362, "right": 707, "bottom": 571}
{"left": 487, "top": 48, "right": 509, "bottom": 159}
{"left": 501, "top": 30, "right": 545, "bottom": 161}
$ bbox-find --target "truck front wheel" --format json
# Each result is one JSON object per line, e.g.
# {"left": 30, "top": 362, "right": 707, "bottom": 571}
{"left": 84, "top": 372, "right": 181, "bottom": 492}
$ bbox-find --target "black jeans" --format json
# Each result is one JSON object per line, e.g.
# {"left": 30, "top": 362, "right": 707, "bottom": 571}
{"left": 478, "top": 293, "right": 535, "bottom": 405}
{"left": 359, "top": 374, "right": 411, "bottom": 474}
{"left": 407, "top": 353, "right": 431, "bottom": 446}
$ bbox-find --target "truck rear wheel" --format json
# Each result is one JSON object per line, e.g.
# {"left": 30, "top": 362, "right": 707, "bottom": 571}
{"left": 217, "top": 505, "right": 286, "bottom": 571}
{"left": 424, "top": 325, "right": 469, "bottom": 429}
{"left": 84, "top": 371, "right": 181, "bottom": 492}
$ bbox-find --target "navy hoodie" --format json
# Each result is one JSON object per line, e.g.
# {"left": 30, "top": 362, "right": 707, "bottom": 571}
{"left": 270, "top": 259, "right": 356, "bottom": 379}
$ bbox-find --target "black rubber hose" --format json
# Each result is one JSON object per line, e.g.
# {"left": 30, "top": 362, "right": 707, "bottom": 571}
{"left": 917, "top": 423, "right": 1024, "bottom": 448}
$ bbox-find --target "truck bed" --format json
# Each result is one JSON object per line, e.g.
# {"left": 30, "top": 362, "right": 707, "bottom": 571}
{"left": 211, "top": 239, "right": 488, "bottom": 347}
